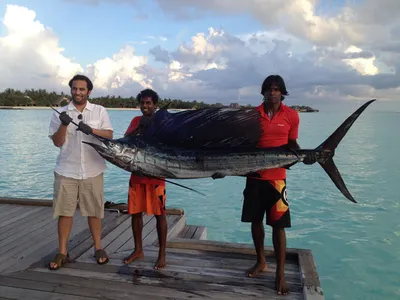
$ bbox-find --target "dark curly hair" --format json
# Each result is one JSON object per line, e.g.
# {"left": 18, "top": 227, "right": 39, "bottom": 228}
{"left": 136, "top": 88, "right": 159, "bottom": 104}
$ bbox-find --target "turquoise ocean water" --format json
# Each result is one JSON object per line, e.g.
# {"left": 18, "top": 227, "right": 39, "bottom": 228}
{"left": 0, "top": 102, "right": 399, "bottom": 300}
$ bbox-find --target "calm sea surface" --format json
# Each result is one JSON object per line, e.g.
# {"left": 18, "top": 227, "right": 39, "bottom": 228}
{"left": 0, "top": 102, "right": 399, "bottom": 300}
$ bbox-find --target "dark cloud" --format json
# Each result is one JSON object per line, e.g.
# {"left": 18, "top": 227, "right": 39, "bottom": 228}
{"left": 149, "top": 46, "right": 170, "bottom": 63}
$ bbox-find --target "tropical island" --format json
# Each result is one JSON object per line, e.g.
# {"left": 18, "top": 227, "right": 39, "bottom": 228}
{"left": 0, "top": 88, "right": 318, "bottom": 112}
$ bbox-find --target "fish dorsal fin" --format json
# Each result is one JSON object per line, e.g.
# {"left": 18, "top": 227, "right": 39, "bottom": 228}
{"left": 140, "top": 107, "right": 262, "bottom": 149}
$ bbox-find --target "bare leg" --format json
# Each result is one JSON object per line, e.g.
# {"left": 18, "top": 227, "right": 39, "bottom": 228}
{"left": 50, "top": 216, "right": 73, "bottom": 269}
{"left": 88, "top": 216, "right": 110, "bottom": 264}
{"left": 154, "top": 215, "right": 167, "bottom": 270}
{"left": 273, "top": 227, "right": 289, "bottom": 295}
{"left": 124, "top": 213, "right": 144, "bottom": 264}
{"left": 247, "top": 220, "right": 268, "bottom": 277}
{"left": 88, "top": 216, "right": 102, "bottom": 249}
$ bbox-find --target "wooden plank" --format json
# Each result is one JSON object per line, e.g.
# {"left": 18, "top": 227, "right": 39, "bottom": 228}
{"left": 79, "top": 213, "right": 132, "bottom": 257}
{"left": 0, "top": 209, "right": 55, "bottom": 248}
{"left": 106, "top": 214, "right": 153, "bottom": 254}
{"left": 4, "top": 270, "right": 223, "bottom": 300}
{"left": 26, "top": 211, "right": 119, "bottom": 271}
{"left": 184, "top": 225, "right": 197, "bottom": 239}
{"left": 0, "top": 197, "right": 53, "bottom": 207}
{"left": 0, "top": 204, "right": 16, "bottom": 213}
{"left": 27, "top": 267, "right": 303, "bottom": 299}
{"left": 0, "top": 207, "right": 52, "bottom": 239}
{"left": 298, "top": 250, "right": 325, "bottom": 300}
{"left": 192, "top": 226, "right": 207, "bottom": 240}
{"left": 115, "top": 214, "right": 154, "bottom": 253}
{"left": 66, "top": 212, "right": 127, "bottom": 259}
{"left": 0, "top": 285, "right": 98, "bottom": 300}
{"left": 167, "top": 238, "right": 300, "bottom": 260}
{"left": 117, "top": 246, "right": 300, "bottom": 273}
{"left": 0, "top": 206, "right": 45, "bottom": 229}
{"left": 152, "top": 244, "right": 298, "bottom": 267}
{"left": 106, "top": 249, "right": 300, "bottom": 276}
{"left": 177, "top": 225, "right": 190, "bottom": 238}
{"left": 0, "top": 197, "right": 185, "bottom": 215}
{"left": 31, "top": 211, "right": 115, "bottom": 263}
{"left": 132, "top": 217, "right": 158, "bottom": 250}
{"left": 165, "top": 214, "right": 186, "bottom": 240}
{"left": 0, "top": 218, "right": 58, "bottom": 262}
{"left": 151, "top": 214, "right": 186, "bottom": 247}
{"left": 67, "top": 212, "right": 126, "bottom": 261}
{"left": 0, "top": 211, "right": 89, "bottom": 274}
{"left": 0, "top": 210, "right": 85, "bottom": 257}
{"left": 0, "top": 274, "right": 182, "bottom": 300}
{"left": 0, "top": 206, "right": 42, "bottom": 228}
{"left": 68, "top": 258, "right": 302, "bottom": 291}
{"left": 0, "top": 205, "right": 26, "bottom": 220}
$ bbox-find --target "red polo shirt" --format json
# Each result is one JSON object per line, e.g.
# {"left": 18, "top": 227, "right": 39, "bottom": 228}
{"left": 254, "top": 103, "right": 299, "bottom": 180}
{"left": 125, "top": 116, "right": 165, "bottom": 186}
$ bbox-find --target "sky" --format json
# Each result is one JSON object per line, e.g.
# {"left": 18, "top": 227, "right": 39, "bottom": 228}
{"left": 0, "top": 0, "right": 399, "bottom": 107}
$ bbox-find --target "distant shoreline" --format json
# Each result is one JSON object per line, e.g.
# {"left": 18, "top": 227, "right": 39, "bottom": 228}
{"left": 0, "top": 106, "right": 188, "bottom": 111}
{"left": 0, "top": 106, "right": 318, "bottom": 112}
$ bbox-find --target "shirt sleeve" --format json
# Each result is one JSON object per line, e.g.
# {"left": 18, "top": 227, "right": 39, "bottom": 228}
{"left": 100, "top": 108, "right": 113, "bottom": 131}
{"left": 125, "top": 117, "right": 141, "bottom": 136}
{"left": 288, "top": 111, "right": 299, "bottom": 140}
{"left": 48, "top": 111, "right": 61, "bottom": 139}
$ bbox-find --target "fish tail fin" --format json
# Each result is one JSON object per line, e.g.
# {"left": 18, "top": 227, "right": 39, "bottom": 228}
{"left": 317, "top": 157, "right": 356, "bottom": 203}
{"left": 315, "top": 99, "right": 376, "bottom": 203}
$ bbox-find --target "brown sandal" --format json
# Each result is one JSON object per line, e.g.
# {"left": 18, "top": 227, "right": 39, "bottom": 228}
{"left": 48, "top": 253, "right": 69, "bottom": 270}
{"left": 94, "top": 249, "right": 109, "bottom": 265}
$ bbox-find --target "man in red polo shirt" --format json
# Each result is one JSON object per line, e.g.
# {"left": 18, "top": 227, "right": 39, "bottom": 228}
{"left": 122, "top": 88, "right": 168, "bottom": 270}
{"left": 241, "top": 75, "right": 314, "bottom": 295}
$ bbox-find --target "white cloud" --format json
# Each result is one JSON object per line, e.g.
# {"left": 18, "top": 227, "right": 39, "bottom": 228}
{"left": 344, "top": 46, "right": 379, "bottom": 76}
{"left": 0, "top": 2, "right": 399, "bottom": 105}
{"left": 0, "top": 5, "right": 82, "bottom": 90}
{"left": 86, "top": 45, "right": 149, "bottom": 93}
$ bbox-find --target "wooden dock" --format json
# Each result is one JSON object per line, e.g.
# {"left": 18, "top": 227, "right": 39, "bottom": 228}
{"left": 0, "top": 197, "right": 324, "bottom": 299}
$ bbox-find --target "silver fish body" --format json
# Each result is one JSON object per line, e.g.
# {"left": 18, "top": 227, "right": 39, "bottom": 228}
{"left": 132, "top": 143, "right": 309, "bottom": 179}
{"left": 84, "top": 99, "right": 376, "bottom": 203}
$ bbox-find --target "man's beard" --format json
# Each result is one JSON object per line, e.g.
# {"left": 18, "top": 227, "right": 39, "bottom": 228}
{"left": 72, "top": 96, "right": 87, "bottom": 105}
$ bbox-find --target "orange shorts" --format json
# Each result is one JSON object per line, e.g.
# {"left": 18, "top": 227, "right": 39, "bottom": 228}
{"left": 127, "top": 181, "right": 166, "bottom": 216}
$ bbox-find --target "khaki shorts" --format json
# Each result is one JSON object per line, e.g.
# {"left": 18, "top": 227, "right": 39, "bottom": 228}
{"left": 53, "top": 172, "right": 104, "bottom": 219}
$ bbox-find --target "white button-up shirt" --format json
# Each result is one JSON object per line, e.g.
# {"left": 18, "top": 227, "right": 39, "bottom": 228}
{"left": 48, "top": 101, "right": 114, "bottom": 180}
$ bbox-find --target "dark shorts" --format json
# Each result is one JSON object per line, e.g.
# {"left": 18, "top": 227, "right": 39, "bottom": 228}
{"left": 241, "top": 177, "right": 291, "bottom": 228}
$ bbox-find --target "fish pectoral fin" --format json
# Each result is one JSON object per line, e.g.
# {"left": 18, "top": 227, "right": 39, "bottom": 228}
{"left": 281, "top": 144, "right": 300, "bottom": 159}
{"left": 282, "top": 162, "right": 297, "bottom": 170}
{"left": 211, "top": 172, "right": 226, "bottom": 180}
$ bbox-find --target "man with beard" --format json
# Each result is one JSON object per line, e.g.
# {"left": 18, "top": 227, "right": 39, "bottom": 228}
{"left": 122, "top": 88, "right": 168, "bottom": 270}
{"left": 48, "top": 74, "right": 113, "bottom": 270}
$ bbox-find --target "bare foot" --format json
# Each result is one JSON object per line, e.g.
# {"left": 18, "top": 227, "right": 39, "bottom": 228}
{"left": 123, "top": 250, "right": 144, "bottom": 264}
{"left": 247, "top": 262, "right": 267, "bottom": 277}
{"left": 154, "top": 254, "right": 166, "bottom": 270}
{"left": 275, "top": 272, "right": 290, "bottom": 295}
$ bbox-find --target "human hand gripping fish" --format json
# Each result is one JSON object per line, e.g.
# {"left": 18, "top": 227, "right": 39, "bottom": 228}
{"left": 50, "top": 106, "right": 97, "bottom": 138}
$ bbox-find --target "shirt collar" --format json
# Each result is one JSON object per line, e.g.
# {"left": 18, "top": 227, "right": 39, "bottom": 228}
{"left": 256, "top": 102, "right": 286, "bottom": 116}
{"left": 67, "top": 100, "right": 93, "bottom": 112}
